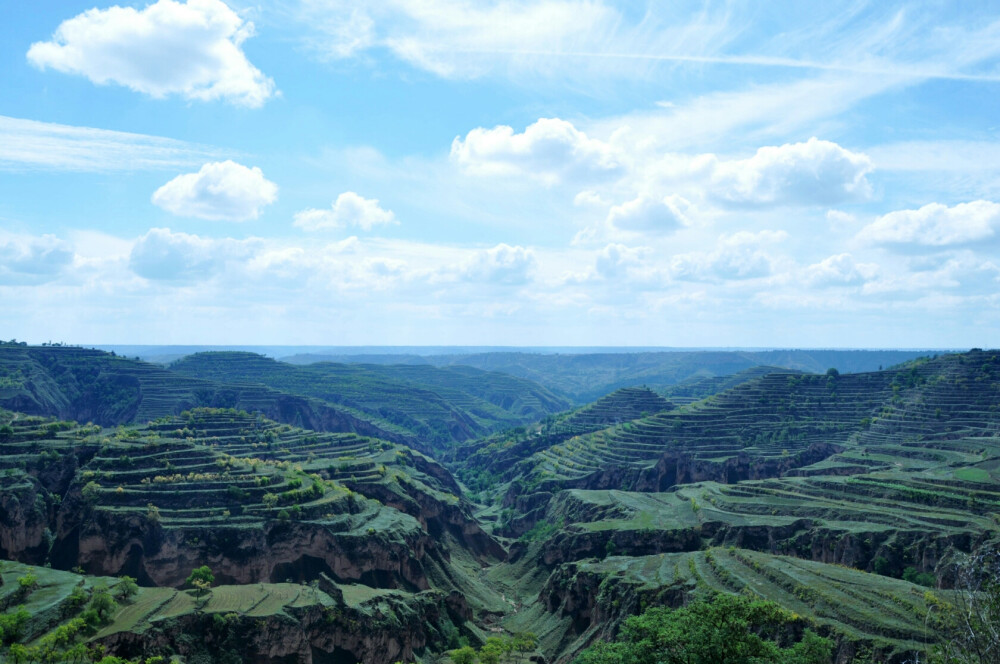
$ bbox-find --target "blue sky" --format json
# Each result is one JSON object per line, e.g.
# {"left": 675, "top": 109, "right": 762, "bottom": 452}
{"left": 1, "top": 0, "right": 999, "bottom": 347}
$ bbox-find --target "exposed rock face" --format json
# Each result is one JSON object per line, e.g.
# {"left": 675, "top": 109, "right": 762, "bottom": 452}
{"left": 0, "top": 474, "right": 51, "bottom": 563}
{"left": 0, "top": 449, "right": 91, "bottom": 564}
{"left": 345, "top": 477, "right": 506, "bottom": 562}
{"left": 51, "top": 501, "right": 438, "bottom": 590}
{"left": 98, "top": 589, "right": 470, "bottom": 664}
{"left": 502, "top": 444, "right": 840, "bottom": 538}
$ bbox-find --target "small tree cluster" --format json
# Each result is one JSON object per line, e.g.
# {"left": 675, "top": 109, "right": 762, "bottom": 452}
{"left": 449, "top": 632, "right": 538, "bottom": 664}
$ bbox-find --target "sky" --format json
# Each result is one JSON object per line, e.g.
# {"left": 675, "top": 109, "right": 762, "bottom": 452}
{"left": 1, "top": 0, "right": 999, "bottom": 347}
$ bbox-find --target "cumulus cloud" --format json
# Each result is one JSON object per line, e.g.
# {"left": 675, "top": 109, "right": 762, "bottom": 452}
{"left": 152, "top": 161, "right": 277, "bottom": 221}
{"left": 293, "top": 192, "right": 397, "bottom": 231}
{"left": 129, "top": 227, "right": 259, "bottom": 281}
{"left": 451, "top": 118, "right": 620, "bottom": 185}
{"left": 709, "top": 137, "right": 873, "bottom": 206}
{"left": 607, "top": 194, "right": 691, "bottom": 233}
{"left": 27, "top": 0, "right": 275, "bottom": 107}
{"left": 671, "top": 230, "right": 787, "bottom": 282}
{"left": 455, "top": 243, "right": 536, "bottom": 284}
{"left": 0, "top": 234, "right": 74, "bottom": 285}
{"left": 857, "top": 200, "right": 1000, "bottom": 248}
{"left": 594, "top": 243, "right": 649, "bottom": 279}
{"left": 804, "top": 253, "right": 878, "bottom": 287}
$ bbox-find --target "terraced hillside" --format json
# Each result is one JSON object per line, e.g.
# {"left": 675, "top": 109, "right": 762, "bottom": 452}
{"left": 0, "top": 345, "right": 415, "bottom": 442}
{"left": 168, "top": 351, "right": 569, "bottom": 455}
{"left": 503, "top": 356, "right": 996, "bottom": 502}
{"left": 0, "top": 561, "right": 469, "bottom": 663}
{"left": 0, "top": 346, "right": 568, "bottom": 457}
{"left": 661, "top": 365, "right": 805, "bottom": 405}
{"left": 0, "top": 408, "right": 507, "bottom": 639}
{"left": 453, "top": 387, "right": 674, "bottom": 497}
{"left": 514, "top": 548, "right": 945, "bottom": 663}
{"left": 2, "top": 349, "right": 999, "bottom": 664}
{"left": 470, "top": 351, "right": 1000, "bottom": 662}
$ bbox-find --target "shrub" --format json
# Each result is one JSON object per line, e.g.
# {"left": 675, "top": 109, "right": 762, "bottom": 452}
{"left": 0, "top": 606, "right": 30, "bottom": 645}
{"left": 574, "top": 593, "right": 832, "bottom": 664}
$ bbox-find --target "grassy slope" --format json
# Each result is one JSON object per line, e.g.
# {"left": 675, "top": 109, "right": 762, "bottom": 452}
{"left": 167, "top": 351, "right": 570, "bottom": 455}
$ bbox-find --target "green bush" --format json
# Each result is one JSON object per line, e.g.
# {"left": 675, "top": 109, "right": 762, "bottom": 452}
{"left": 574, "top": 593, "right": 832, "bottom": 664}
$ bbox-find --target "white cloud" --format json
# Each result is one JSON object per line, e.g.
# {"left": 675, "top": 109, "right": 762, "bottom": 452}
{"left": 594, "top": 243, "right": 649, "bottom": 279}
{"left": 671, "top": 230, "right": 787, "bottom": 282}
{"left": 0, "top": 234, "right": 74, "bottom": 285}
{"left": 293, "top": 192, "right": 398, "bottom": 231}
{"left": 455, "top": 243, "right": 536, "bottom": 284}
{"left": 129, "top": 227, "right": 260, "bottom": 281}
{"left": 857, "top": 201, "right": 1000, "bottom": 248}
{"left": 826, "top": 209, "right": 859, "bottom": 230}
{"left": 607, "top": 194, "right": 691, "bottom": 233}
{"left": 27, "top": 0, "right": 275, "bottom": 107}
{"left": 574, "top": 190, "right": 608, "bottom": 207}
{"left": 0, "top": 115, "right": 224, "bottom": 172}
{"left": 861, "top": 253, "right": 1000, "bottom": 296}
{"left": 867, "top": 140, "right": 1000, "bottom": 173}
{"left": 451, "top": 118, "right": 620, "bottom": 184}
{"left": 299, "top": 0, "right": 624, "bottom": 79}
{"left": 804, "top": 253, "right": 879, "bottom": 287}
{"left": 708, "top": 138, "right": 873, "bottom": 206}
{"left": 152, "top": 161, "right": 278, "bottom": 221}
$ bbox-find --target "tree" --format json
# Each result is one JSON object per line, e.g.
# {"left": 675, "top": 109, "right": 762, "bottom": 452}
{"left": 574, "top": 593, "right": 832, "bottom": 664}
{"left": 451, "top": 646, "right": 477, "bottom": 664}
{"left": 931, "top": 548, "right": 1000, "bottom": 664}
{"left": 0, "top": 606, "right": 30, "bottom": 645}
{"left": 89, "top": 585, "right": 118, "bottom": 624}
{"left": 186, "top": 565, "right": 215, "bottom": 597}
{"left": 82, "top": 481, "right": 102, "bottom": 504}
{"left": 513, "top": 633, "right": 538, "bottom": 661}
{"left": 115, "top": 575, "right": 139, "bottom": 601}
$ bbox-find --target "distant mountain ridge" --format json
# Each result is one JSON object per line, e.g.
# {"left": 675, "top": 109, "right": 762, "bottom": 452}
{"left": 282, "top": 349, "right": 937, "bottom": 403}
{"left": 0, "top": 345, "right": 570, "bottom": 456}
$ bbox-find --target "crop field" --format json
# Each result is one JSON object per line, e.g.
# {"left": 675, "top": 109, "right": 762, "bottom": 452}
{"left": 542, "top": 548, "right": 942, "bottom": 658}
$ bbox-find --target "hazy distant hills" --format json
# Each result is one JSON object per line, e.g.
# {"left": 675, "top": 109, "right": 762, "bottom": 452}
{"left": 283, "top": 349, "right": 938, "bottom": 402}
{"left": 0, "top": 346, "right": 570, "bottom": 455}
{"left": 169, "top": 351, "right": 569, "bottom": 455}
